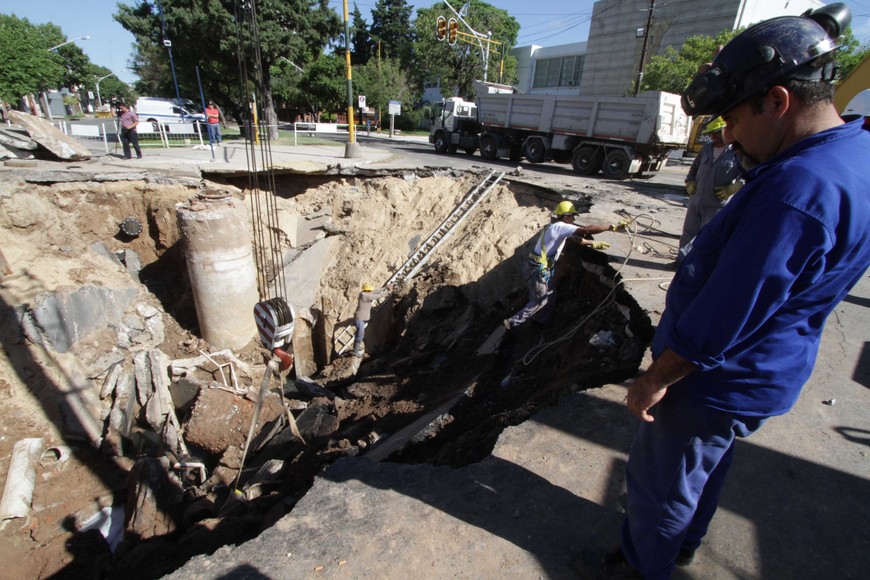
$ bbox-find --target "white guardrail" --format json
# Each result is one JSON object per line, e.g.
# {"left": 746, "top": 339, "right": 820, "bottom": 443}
{"left": 51, "top": 120, "right": 207, "bottom": 153}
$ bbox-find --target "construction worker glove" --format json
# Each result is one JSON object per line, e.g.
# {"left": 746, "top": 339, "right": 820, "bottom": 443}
{"left": 591, "top": 241, "right": 610, "bottom": 250}
{"left": 714, "top": 181, "right": 742, "bottom": 202}
{"left": 685, "top": 180, "right": 697, "bottom": 196}
{"left": 611, "top": 219, "right": 632, "bottom": 232}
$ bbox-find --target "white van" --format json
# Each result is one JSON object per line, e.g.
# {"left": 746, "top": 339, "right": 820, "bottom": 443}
{"left": 135, "top": 97, "right": 206, "bottom": 129}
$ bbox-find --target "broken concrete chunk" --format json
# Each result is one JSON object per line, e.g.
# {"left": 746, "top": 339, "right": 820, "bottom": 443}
{"left": 182, "top": 387, "right": 286, "bottom": 455}
{"left": 133, "top": 351, "right": 153, "bottom": 406}
{"left": 25, "top": 285, "right": 139, "bottom": 353}
{"left": 295, "top": 401, "right": 339, "bottom": 445}
{"left": 7, "top": 111, "right": 92, "bottom": 161}
{"left": 125, "top": 457, "right": 183, "bottom": 540}
{"left": 0, "top": 128, "right": 37, "bottom": 150}
{"left": 100, "top": 363, "right": 123, "bottom": 400}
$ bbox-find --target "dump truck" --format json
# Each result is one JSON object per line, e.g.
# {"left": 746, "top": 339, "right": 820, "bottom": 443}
{"left": 429, "top": 83, "right": 690, "bottom": 179}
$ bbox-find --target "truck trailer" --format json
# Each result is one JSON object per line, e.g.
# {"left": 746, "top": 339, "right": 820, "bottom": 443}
{"left": 429, "top": 85, "right": 690, "bottom": 179}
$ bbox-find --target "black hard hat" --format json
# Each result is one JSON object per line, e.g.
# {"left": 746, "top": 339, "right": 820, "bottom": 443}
{"left": 682, "top": 3, "right": 851, "bottom": 117}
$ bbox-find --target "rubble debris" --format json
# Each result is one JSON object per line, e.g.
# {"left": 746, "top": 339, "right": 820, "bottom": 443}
{"left": 125, "top": 456, "right": 184, "bottom": 540}
{"left": 182, "top": 386, "right": 286, "bottom": 455}
{"left": 0, "top": 127, "right": 37, "bottom": 150}
{"left": 295, "top": 401, "right": 340, "bottom": 445}
{"left": 0, "top": 437, "right": 44, "bottom": 523}
{"left": 18, "top": 286, "right": 139, "bottom": 353}
{"left": 7, "top": 110, "right": 92, "bottom": 161}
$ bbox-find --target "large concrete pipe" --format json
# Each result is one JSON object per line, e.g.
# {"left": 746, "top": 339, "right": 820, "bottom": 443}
{"left": 176, "top": 192, "right": 259, "bottom": 350}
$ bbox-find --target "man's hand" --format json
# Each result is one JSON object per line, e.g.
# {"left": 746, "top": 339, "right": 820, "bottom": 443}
{"left": 627, "top": 375, "right": 669, "bottom": 422}
{"left": 686, "top": 180, "right": 697, "bottom": 196}
{"left": 611, "top": 219, "right": 632, "bottom": 232}
{"left": 714, "top": 181, "right": 742, "bottom": 202}
{"left": 624, "top": 348, "right": 697, "bottom": 421}
{"left": 590, "top": 241, "right": 610, "bottom": 250}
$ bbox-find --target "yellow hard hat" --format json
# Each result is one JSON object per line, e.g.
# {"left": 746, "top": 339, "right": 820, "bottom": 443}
{"left": 362, "top": 283, "right": 374, "bottom": 292}
{"left": 702, "top": 116, "right": 726, "bottom": 135}
{"left": 553, "top": 201, "right": 578, "bottom": 217}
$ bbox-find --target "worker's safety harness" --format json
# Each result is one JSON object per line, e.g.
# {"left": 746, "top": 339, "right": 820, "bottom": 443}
{"left": 529, "top": 226, "right": 553, "bottom": 284}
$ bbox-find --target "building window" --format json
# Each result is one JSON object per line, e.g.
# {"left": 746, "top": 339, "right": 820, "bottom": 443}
{"left": 532, "top": 55, "right": 584, "bottom": 89}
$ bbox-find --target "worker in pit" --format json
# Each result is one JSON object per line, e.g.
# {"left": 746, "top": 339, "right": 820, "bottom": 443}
{"left": 675, "top": 116, "right": 743, "bottom": 266}
{"left": 504, "top": 200, "right": 629, "bottom": 329}
{"left": 352, "top": 282, "right": 393, "bottom": 357}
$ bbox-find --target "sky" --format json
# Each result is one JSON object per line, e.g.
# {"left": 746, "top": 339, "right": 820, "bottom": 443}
{"left": 6, "top": 0, "right": 870, "bottom": 86}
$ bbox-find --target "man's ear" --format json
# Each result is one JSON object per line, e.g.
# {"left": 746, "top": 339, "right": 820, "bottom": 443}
{"left": 767, "top": 86, "right": 791, "bottom": 119}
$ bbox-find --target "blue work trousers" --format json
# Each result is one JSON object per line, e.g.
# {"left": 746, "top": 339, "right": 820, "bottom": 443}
{"left": 621, "top": 390, "right": 765, "bottom": 579}
{"left": 353, "top": 319, "right": 366, "bottom": 350}
{"left": 207, "top": 122, "right": 221, "bottom": 144}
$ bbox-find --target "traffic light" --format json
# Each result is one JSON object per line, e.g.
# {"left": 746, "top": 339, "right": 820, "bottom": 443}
{"left": 448, "top": 18, "right": 459, "bottom": 45}
{"left": 436, "top": 16, "right": 447, "bottom": 41}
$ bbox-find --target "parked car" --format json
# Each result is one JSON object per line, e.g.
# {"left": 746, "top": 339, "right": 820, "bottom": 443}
{"left": 135, "top": 97, "right": 206, "bottom": 130}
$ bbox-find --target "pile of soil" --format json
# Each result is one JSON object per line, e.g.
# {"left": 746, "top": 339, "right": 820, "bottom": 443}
{"left": 0, "top": 168, "right": 649, "bottom": 578}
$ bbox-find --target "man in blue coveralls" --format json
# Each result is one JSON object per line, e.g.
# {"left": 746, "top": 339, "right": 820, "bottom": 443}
{"left": 602, "top": 4, "right": 870, "bottom": 578}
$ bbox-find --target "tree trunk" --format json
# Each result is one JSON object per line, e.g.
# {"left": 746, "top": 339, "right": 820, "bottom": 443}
{"left": 262, "top": 67, "right": 280, "bottom": 141}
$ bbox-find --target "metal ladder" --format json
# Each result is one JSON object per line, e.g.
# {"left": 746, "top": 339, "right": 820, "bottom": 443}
{"left": 334, "top": 170, "right": 506, "bottom": 355}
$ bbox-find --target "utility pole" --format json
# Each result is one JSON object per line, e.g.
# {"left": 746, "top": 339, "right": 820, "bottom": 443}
{"left": 343, "top": 0, "right": 361, "bottom": 158}
{"left": 156, "top": 0, "right": 183, "bottom": 111}
{"left": 634, "top": 0, "right": 656, "bottom": 96}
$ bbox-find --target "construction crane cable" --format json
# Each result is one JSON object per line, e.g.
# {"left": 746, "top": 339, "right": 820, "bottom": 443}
{"left": 233, "top": 0, "right": 287, "bottom": 303}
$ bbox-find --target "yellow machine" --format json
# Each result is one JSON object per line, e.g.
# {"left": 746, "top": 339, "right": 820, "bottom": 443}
{"left": 686, "top": 115, "right": 713, "bottom": 155}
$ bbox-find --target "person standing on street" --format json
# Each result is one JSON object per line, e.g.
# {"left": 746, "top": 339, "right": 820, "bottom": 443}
{"left": 676, "top": 116, "right": 743, "bottom": 264}
{"left": 205, "top": 101, "right": 222, "bottom": 146}
{"left": 352, "top": 282, "right": 393, "bottom": 357}
{"left": 118, "top": 103, "right": 142, "bottom": 160}
{"left": 505, "top": 200, "right": 628, "bottom": 329}
{"left": 601, "top": 4, "right": 870, "bottom": 579}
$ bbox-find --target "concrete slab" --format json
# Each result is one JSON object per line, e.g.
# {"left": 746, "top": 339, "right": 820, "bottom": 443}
{"left": 281, "top": 237, "right": 339, "bottom": 310}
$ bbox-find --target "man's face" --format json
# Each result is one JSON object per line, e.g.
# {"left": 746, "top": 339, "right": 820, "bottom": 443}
{"left": 721, "top": 95, "right": 778, "bottom": 165}
{"left": 709, "top": 129, "right": 725, "bottom": 147}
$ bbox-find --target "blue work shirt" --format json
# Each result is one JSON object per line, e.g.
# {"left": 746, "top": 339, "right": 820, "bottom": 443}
{"left": 653, "top": 119, "right": 870, "bottom": 417}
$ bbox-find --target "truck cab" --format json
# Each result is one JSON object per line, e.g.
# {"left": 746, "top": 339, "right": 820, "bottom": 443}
{"left": 430, "top": 97, "right": 479, "bottom": 154}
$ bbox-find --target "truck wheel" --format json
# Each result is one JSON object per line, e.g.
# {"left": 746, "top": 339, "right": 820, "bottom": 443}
{"left": 434, "top": 132, "right": 448, "bottom": 153}
{"left": 480, "top": 136, "right": 498, "bottom": 160}
{"left": 572, "top": 146, "right": 602, "bottom": 175}
{"left": 523, "top": 139, "right": 546, "bottom": 164}
{"left": 147, "top": 118, "right": 160, "bottom": 132}
{"left": 602, "top": 150, "right": 631, "bottom": 179}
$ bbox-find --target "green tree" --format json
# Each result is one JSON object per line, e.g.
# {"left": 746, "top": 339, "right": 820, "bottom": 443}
{"left": 640, "top": 29, "right": 740, "bottom": 94}
{"left": 84, "top": 64, "right": 133, "bottom": 108}
{"left": 350, "top": 3, "right": 373, "bottom": 66}
{"left": 412, "top": 1, "right": 519, "bottom": 100}
{"left": 355, "top": 56, "right": 415, "bottom": 125}
{"left": 834, "top": 27, "right": 870, "bottom": 80}
{"left": 0, "top": 14, "right": 85, "bottom": 104}
{"left": 296, "top": 54, "right": 346, "bottom": 121}
{"left": 115, "top": 0, "right": 341, "bottom": 138}
{"left": 370, "top": 0, "right": 415, "bottom": 72}
{"left": 642, "top": 26, "right": 869, "bottom": 95}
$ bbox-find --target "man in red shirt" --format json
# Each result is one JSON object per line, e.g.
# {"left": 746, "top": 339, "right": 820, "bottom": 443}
{"left": 205, "top": 101, "right": 222, "bottom": 145}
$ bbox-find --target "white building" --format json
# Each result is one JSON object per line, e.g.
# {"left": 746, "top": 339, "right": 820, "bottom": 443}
{"left": 508, "top": 0, "right": 822, "bottom": 97}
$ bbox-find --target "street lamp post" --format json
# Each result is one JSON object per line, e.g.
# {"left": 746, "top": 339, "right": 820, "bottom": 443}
{"left": 48, "top": 35, "right": 90, "bottom": 52}
{"left": 95, "top": 73, "right": 115, "bottom": 109}
{"left": 277, "top": 56, "right": 304, "bottom": 74}
{"left": 45, "top": 35, "right": 90, "bottom": 120}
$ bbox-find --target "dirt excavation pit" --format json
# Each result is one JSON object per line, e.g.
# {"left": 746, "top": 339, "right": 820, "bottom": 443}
{"left": 0, "top": 168, "right": 652, "bottom": 578}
